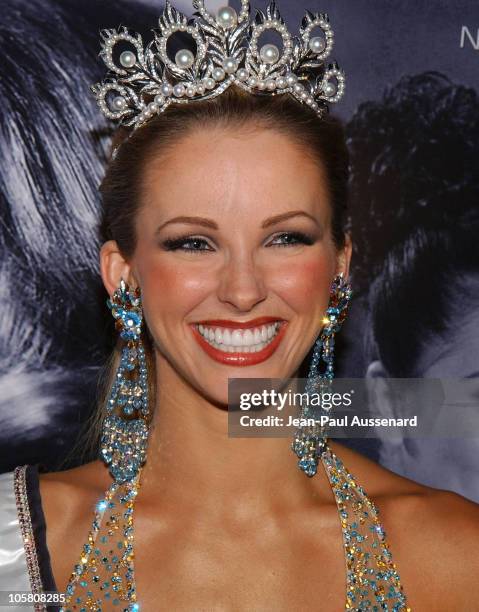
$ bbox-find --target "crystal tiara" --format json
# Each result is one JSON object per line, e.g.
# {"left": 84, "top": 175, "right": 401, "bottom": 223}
{"left": 91, "top": 1, "right": 345, "bottom": 130}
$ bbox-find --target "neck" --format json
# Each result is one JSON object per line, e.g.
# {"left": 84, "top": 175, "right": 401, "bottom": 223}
{"left": 137, "top": 355, "right": 336, "bottom": 518}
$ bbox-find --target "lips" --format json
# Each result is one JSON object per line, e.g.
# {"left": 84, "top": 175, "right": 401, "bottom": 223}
{"left": 195, "top": 316, "right": 283, "bottom": 329}
{"left": 190, "top": 317, "right": 288, "bottom": 366}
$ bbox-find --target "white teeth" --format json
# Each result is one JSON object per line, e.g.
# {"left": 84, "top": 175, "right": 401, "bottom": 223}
{"left": 243, "top": 329, "right": 254, "bottom": 345}
{"left": 231, "top": 329, "right": 243, "bottom": 346}
{"left": 196, "top": 321, "right": 283, "bottom": 353}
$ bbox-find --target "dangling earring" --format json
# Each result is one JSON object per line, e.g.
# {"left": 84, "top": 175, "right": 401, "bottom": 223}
{"left": 99, "top": 278, "right": 150, "bottom": 483}
{"left": 291, "top": 272, "right": 352, "bottom": 477}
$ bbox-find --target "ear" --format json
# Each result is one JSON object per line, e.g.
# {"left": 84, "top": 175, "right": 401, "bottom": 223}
{"left": 335, "top": 232, "right": 352, "bottom": 278}
{"left": 100, "top": 240, "right": 137, "bottom": 296}
{"left": 365, "top": 359, "right": 396, "bottom": 418}
{"left": 365, "top": 359, "right": 388, "bottom": 379}
{"left": 365, "top": 359, "right": 406, "bottom": 451}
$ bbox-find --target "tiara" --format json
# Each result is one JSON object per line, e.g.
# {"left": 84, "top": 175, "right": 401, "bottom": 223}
{"left": 91, "top": 1, "right": 345, "bottom": 130}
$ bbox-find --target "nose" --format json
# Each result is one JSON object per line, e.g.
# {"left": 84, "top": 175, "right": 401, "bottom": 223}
{"left": 216, "top": 253, "right": 267, "bottom": 312}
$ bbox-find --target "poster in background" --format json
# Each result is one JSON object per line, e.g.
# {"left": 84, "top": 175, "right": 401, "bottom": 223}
{"left": 1, "top": 0, "right": 478, "bottom": 500}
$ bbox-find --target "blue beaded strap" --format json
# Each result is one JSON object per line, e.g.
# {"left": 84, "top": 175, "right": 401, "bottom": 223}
{"left": 320, "top": 446, "right": 411, "bottom": 612}
{"left": 60, "top": 470, "right": 142, "bottom": 611}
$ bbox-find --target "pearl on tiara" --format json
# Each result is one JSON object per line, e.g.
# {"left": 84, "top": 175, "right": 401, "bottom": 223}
{"left": 309, "top": 36, "right": 326, "bottom": 54}
{"left": 119, "top": 50, "right": 136, "bottom": 68}
{"left": 175, "top": 49, "right": 195, "bottom": 69}
{"left": 173, "top": 83, "right": 186, "bottom": 97}
{"left": 91, "top": 1, "right": 345, "bottom": 127}
{"left": 160, "top": 82, "right": 173, "bottom": 96}
{"left": 216, "top": 6, "right": 238, "bottom": 29}
{"left": 259, "top": 43, "right": 280, "bottom": 64}
{"left": 112, "top": 95, "right": 127, "bottom": 111}
{"left": 222, "top": 57, "right": 239, "bottom": 74}
{"left": 212, "top": 67, "right": 226, "bottom": 81}
{"left": 323, "top": 81, "right": 337, "bottom": 96}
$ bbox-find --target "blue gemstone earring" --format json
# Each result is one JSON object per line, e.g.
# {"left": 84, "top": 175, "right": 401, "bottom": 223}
{"left": 291, "top": 272, "right": 352, "bottom": 477}
{"left": 99, "top": 278, "right": 150, "bottom": 484}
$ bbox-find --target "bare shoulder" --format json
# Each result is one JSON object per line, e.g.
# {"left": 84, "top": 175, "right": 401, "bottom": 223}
{"left": 328, "top": 441, "right": 479, "bottom": 607}
{"left": 39, "top": 459, "right": 111, "bottom": 517}
{"left": 39, "top": 460, "right": 111, "bottom": 591}
{"left": 39, "top": 459, "right": 112, "bottom": 539}
{"left": 327, "top": 440, "right": 427, "bottom": 498}
{"left": 381, "top": 482, "right": 479, "bottom": 608}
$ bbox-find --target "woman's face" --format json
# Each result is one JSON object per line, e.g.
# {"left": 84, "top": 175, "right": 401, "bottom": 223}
{"left": 103, "top": 125, "right": 351, "bottom": 405}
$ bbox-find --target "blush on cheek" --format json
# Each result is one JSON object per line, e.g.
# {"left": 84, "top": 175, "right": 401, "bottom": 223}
{"left": 270, "top": 257, "right": 333, "bottom": 301}
{"left": 138, "top": 259, "right": 213, "bottom": 318}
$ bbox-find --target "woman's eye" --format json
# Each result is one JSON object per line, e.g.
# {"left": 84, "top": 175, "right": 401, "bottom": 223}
{"left": 161, "top": 231, "right": 315, "bottom": 252}
{"left": 268, "top": 231, "right": 315, "bottom": 247}
{"left": 162, "top": 236, "right": 214, "bottom": 253}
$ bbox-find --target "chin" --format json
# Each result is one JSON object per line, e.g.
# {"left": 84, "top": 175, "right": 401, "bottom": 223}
{"left": 192, "top": 359, "right": 292, "bottom": 409}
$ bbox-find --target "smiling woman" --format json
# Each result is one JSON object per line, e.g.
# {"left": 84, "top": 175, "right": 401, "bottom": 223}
{"left": 1, "top": 2, "right": 479, "bottom": 610}
{"left": 98, "top": 100, "right": 347, "bottom": 406}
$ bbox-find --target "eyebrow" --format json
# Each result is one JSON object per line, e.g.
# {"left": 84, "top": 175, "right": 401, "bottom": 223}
{"left": 155, "top": 210, "right": 320, "bottom": 233}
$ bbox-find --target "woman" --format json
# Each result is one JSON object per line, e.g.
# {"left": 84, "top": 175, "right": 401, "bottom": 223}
{"left": 2, "top": 2, "right": 479, "bottom": 610}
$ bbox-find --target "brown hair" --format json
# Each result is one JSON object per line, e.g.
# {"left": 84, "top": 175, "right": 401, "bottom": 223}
{"left": 72, "top": 85, "right": 350, "bottom": 464}
{"left": 100, "top": 85, "right": 349, "bottom": 253}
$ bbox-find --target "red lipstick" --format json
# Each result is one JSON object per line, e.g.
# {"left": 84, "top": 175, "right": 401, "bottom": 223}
{"left": 195, "top": 316, "right": 283, "bottom": 329}
{"left": 191, "top": 319, "right": 287, "bottom": 366}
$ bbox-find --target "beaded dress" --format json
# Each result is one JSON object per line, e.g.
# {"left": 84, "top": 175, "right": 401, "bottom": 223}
{"left": 0, "top": 446, "right": 411, "bottom": 611}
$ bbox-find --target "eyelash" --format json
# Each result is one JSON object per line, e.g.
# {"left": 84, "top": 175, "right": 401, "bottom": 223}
{"left": 161, "top": 231, "right": 315, "bottom": 253}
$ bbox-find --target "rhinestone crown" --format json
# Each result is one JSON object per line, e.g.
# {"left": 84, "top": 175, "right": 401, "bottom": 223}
{"left": 91, "top": 0, "right": 345, "bottom": 130}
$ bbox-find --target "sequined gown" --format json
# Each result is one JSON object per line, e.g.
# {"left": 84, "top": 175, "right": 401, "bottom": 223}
{"left": 0, "top": 447, "right": 411, "bottom": 611}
